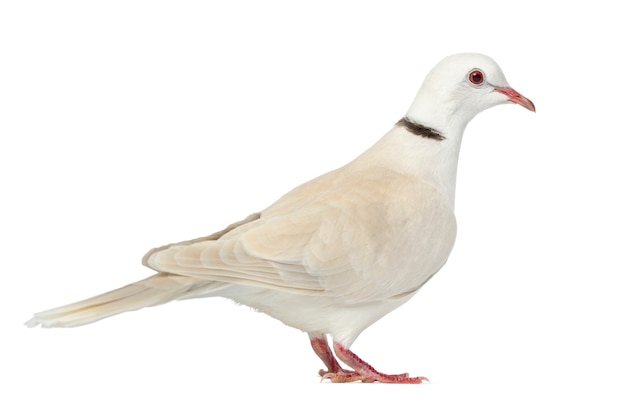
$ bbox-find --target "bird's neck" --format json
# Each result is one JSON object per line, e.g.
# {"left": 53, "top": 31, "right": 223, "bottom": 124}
{"left": 405, "top": 83, "right": 476, "bottom": 136}
{"left": 359, "top": 120, "right": 466, "bottom": 210}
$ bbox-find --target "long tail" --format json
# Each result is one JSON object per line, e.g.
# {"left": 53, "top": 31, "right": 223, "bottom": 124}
{"left": 25, "top": 273, "right": 227, "bottom": 328}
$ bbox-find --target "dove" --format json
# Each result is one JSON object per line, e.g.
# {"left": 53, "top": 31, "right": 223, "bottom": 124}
{"left": 26, "top": 53, "right": 535, "bottom": 383}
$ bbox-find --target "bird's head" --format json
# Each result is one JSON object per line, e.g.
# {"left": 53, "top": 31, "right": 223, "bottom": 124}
{"left": 407, "top": 53, "right": 535, "bottom": 133}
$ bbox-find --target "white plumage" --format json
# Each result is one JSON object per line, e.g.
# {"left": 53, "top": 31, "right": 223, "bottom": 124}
{"left": 26, "top": 53, "right": 534, "bottom": 383}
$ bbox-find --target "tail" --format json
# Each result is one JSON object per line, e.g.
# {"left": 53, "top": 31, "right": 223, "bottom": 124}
{"left": 25, "top": 273, "right": 227, "bottom": 328}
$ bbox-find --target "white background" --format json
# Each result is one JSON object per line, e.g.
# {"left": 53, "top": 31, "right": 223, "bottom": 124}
{"left": 2, "top": 1, "right": 625, "bottom": 406}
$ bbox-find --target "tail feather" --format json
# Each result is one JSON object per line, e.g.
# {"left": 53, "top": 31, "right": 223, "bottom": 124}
{"left": 26, "top": 273, "right": 227, "bottom": 328}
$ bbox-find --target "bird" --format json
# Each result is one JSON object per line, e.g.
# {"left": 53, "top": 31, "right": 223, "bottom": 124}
{"left": 26, "top": 53, "right": 535, "bottom": 383}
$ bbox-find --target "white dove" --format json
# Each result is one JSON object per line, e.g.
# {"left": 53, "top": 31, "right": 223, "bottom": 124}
{"left": 26, "top": 53, "right": 535, "bottom": 383}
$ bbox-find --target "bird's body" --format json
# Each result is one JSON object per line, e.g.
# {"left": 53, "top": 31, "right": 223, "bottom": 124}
{"left": 27, "top": 53, "right": 534, "bottom": 383}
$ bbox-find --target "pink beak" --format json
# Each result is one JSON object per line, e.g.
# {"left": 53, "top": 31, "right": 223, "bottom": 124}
{"left": 494, "top": 86, "right": 536, "bottom": 112}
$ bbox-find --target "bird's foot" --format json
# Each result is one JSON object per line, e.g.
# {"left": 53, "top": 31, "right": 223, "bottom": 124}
{"left": 325, "top": 342, "right": 429, "bottom": 383}
{"left": 320, "top": 368, "right": 427, "bottom": 383}
{"left": 310, "top": 335, "right": 428, "bottom": 383}
{"left": 319, "top": 368, "right": 371, "bottom": 383}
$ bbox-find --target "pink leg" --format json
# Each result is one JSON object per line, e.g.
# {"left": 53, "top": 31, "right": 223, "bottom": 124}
{"left": 309, "top": 334, "right": 342, "bottom": 373}
{"left": 326, "top": 342, "right": 428, "bottom": 384}
{"left": 309, "top": 334, "right": 363, "bottom": 381}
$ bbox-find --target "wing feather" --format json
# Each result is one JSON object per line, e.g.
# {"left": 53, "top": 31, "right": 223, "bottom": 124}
{"left": 144, "top": 167, "right": 456, "bottom": 304}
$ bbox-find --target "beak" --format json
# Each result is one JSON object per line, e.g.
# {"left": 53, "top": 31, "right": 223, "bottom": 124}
{"left": 494, "top": 86, "right": 536, "bottom": 112}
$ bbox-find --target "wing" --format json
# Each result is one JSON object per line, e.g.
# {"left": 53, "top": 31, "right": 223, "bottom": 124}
{"left": 143, "top": 166, "right": 456, "bottom": 304}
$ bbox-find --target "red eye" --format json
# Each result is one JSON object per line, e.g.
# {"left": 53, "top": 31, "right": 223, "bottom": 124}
{"left": 468, "top": 69, "right": 484, "bottom": 85}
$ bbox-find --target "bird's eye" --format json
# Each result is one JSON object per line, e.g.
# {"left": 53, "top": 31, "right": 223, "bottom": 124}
{"left": 468, "top": 69, "right": 484, "bottom": 85}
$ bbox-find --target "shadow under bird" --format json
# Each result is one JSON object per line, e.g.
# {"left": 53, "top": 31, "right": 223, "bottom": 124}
{"left": 27, "top": 53, "right": 535, "bottom": 383}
